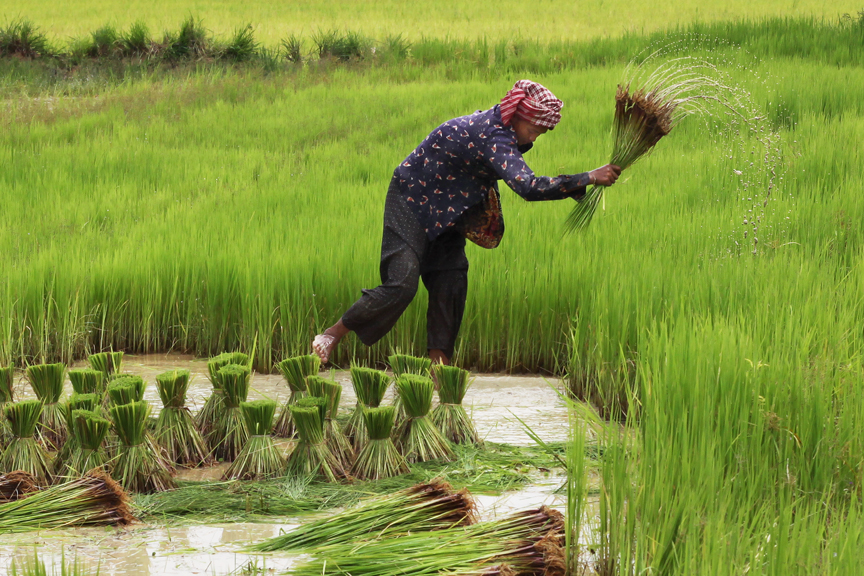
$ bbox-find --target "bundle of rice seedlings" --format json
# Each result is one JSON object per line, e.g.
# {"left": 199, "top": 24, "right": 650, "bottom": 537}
{"left": 432, "top": 364, "right": 479, "bottom": 445}
{"left": 26, "top": 363, "right": 67, "bottom": 450}
{"left": 222, "top": 399, "right": 284, "bottom": 480}
{"left": 351, "top": 406, "right": 408, "bottom": 480}
{"left": 251, "top": 478, "right": 476, "bottom": 552}
{"left": 0, "top": 471, "right": 37, "bottom": 503}
{"left": 0, "top": 469, "right": 135, "bottom": 532}
{"left": 272, "top": 354, "right": 320, "bottom": 438}
{"left": 68, "top": 368, "right": 106, "bottom": 398}
{"left": 196, "top": 351, "right": 249, "bottom": 439}
{"left": 106, "top": 375, "right": 145, "bottom": 405}
{"left": 87, "top": 351, "right": 124, "bottom": 377}
{"left": 208, "top": 364, "right": 250, "bottom": 462}
{"left": 394, "top": 375, "right": 453, "bottom": 463}
{"left": 0, "top": 366, "right": 13, "bottom": 447}
{"left": 61, "top": 409, "right": 111, "bottom": 478}
{"left": 343, "top": 366, "right": 391, "bottom": 450}
{"left": 0, "top": 400, "right": 51, "bottom": 485}
{"left": 307, "top": 375, "right": 353, "bottom": 467}
{"left": 285, "top": 398, "right": 347, "bottom": 482}
{"left": 109, "top": 401, "right": 175, "bottom": 493}
{"left": 154, "top": 369, "right": 209, "bottom": 467}
{"left": 54, "top": 393, "right": 101, "bottom": 472}
{"left": 388, "top": 354, "right": 432, "bottom": 422}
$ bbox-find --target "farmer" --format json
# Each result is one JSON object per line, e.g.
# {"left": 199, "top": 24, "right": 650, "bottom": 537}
{"left": 312, "top": 80, "right": 622, "bottom": 365}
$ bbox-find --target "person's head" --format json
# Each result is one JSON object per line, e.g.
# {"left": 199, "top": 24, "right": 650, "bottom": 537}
{"left": 510, "top": 116, "right": 549, "bottom": 146}
{"left": 499, "top": 80, "right": 563, "bottom": 145}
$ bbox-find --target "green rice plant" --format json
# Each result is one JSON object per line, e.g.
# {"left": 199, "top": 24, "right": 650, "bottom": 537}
{"left": 222, "top": 399, "right": 283, "bottom": 480}
{"left": 68, "top": 369, "right": 105, "bottom": 398}
{"left": 196, "top": 351, "right": 248, "bottom": 439}
{"left": 221, "top": 24, "right": 259, "bottom": 62}
{"left": 54, "top": 393, "right": 101, "bottom": 473}
{"left": 62, "top": 409, "right": 111, "bottom": 478}
{"left": 106, "top": 375, "right": 145, "bottom": 405}
{"left": 26, "top": 362, "right": 67, "bottom": 450}
{"left": 87, "top": 351, "right": 123, "bottom": 377}
{"left": 0, "top": 400, "right": 51, "bottom": 485}
{"left": 0, "top": 366, "right": 13, "bottom": 447}
{"left": 307, "top": 375, "right": 353, "bottom": 467}
{"left": 83, "top": 25, "right": 118, "bottom": 58}
{"left": 344, "top": 366, "right": 391, "bottom": 451}
{"left": 394, "top": 375, "right": 453, "bottom": 463}
{"left": 0, "top": 470, "right": 37, "bottom": 503}
{"left": 311, "top": 29, "right": 370, "bottom": 61}
{"left": 351, "top": 406, "right": 408, "bottom": 481}
{"left": 164, "top": 16, "right": 210, "bottom": 60}
{"left": 154, "top": 369, "right": 209, "bottom": 467}
{"left": 273, "top": 354, "right": 320, "bottom": 438}
{"left": 251, "top": 478, "right": 475, "bottom": 551}
{"left": 109, "top": 401, "right": 175, "bottom": 493}
{"left": 0, "top": 19, "right": 51, "bottom": 58}
{"left": 431, "top": 365, "right": 478, "bottom": 445}
{"left": 118, "top": 20, "right": 152, "bottom": 57}
{"left": 388, "top": 353, "right": 432, "bottom": 421}
{"left": 208, "top": 364, "right": 251, "bottom": 462}
{"left": 9, "top": 550, "right": 97, "bottom": 576}
{"left": 285, "top": 399, "right": 347, "bottom": 482}
{"left": 0, "top": 470, "right": 134, "bottom": 532}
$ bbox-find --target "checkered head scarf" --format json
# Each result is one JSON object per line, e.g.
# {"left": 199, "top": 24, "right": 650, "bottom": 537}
{"left": 499, "top": 80, "right": 563, "bottom": 129}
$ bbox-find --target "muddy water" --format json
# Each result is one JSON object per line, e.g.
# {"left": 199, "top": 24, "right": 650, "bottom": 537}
{"left": 2, "top": 354, "right": 574, "bottom": 576}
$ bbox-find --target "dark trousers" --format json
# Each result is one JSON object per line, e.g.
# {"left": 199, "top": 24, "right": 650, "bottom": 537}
{"left": 341, "top": 182, "right": 469, "bottom": 359}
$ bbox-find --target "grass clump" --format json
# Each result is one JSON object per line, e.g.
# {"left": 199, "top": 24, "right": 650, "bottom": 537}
{"left": 394, "top": 375, "right": 453, "bottom": 463}
{"left": 87, "top": 351, "right": 123, "bottom": 377}
{"left": 344, "top": 366, "right": 391, "bottom": 450}
{"left": 0, "top": 19, "right": 51, "bottom": 58}
{"left": 208, "top": 364, "right": 251, "bottom": 462}
{"left": 154, "top": 369, "right": 209, "bottom": 467}
{"left": 0, "top": 400, "right": 51, "bottom": 485}
{"left": 432, "top": 365, "right": 478, "bottom": 445}
{"left": 109, "top": 400, "right": 175, "bottom": 493}
{"left": 26, "top": 363, "right": 67, "bottom": 450}
{"left": 196, "top": 351, "right": 248, "bottom": 439}
{"left": 351, "top": 406, "right": 408, "bottom": 481}
{"left": 285, "top": 398, "right": 347, "bottom": 482}
{"left": 307, "top": 375, "right": 353, "bottom": 467}
{"left": 273, "top": 354, "right": 320, "bottom": 438}
{"left": 164, "top": 16, "right": 210, "bottom": 60}
{"left": 281, "top": 34, "right": 303, "bottom": 63}
{"left": 221, "top": 24, "right": 259, "bottom": 61}
{"left": 62, "top": 409, "right": 111, "bottom": 478}
{"left": 68, "top": 369, "right": 106, "bottom": 398}
{"left": 311, "top": 29, "right": 370, "bottom": 61}
{"left": 223, "top": 399, "right": 283, "bottom": 481}
{"left": 118, "top": 20, "right": 151, "bottom": 57}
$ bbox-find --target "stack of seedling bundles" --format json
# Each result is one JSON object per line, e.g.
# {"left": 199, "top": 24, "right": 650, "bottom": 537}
{"left": 109, "top": 400, "right": 176, "bottom": 493}
{"left": 54, "top": 393, "right": 101, "bottom": 474}
{"left": 351, "top": 406, "right": 408, "bottom": 480}
{"left": 273, "top": 354, "right": 320, "bottom": 437}
{"left": 87, "top": 351, "right": 124, "bottom": 378}
{"left": 154, "top": 369, "right": 209, "bottom": 467}
{"left": 432, "top": 364, "right": 479, "bottom": 445}
{"left": 62, "top": 409, "right": 112, "bottom": 478}
{"left": 197, "top": 352, "right": 248, "bottom": 439}
{"left": 208, "top": 364, "right": 251, "bottom": 461}
{"left": 344, "top": 366, "right": 391, "bottom": 451}
{"left": 223, "top": 399, "right": 283, "bottom": 480}
{"left": 26, "top": 363, "right": 67, "bottom": 450}
{"left": 0, "top": 471, "right": 37, "bottom": 503}
{"left": 394, "top": 374, "right": 453, "bottom": 463}
{"left": 68, "top": 369, "right": 106, "bottom": 400}
{"left": 307, "top": 375, "right": 353, "bottom": 467}
{"left": 285, "top": 397, "right": 347, "bottom": 482}
{"left": 0, "top": 400, "right": 52, "bottom": 485}
{"left": 388, "top": 354, "right": 432, "bottom": 421}
{"left": 0, "top": 367, "right": 13, "bottom": 447}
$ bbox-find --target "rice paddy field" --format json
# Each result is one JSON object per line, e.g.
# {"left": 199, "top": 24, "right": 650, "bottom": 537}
{"left": 2, "top": 0, "right": 864, "bottom": 574}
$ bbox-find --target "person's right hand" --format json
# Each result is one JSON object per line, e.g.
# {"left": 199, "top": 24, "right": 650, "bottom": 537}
{"left": 589, "top": 164, "right": 622, "bottom": 186}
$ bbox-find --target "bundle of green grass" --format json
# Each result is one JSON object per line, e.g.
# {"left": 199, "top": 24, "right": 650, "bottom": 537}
{"left": 208, "top": 364, "right": 251, "bottom": 462}
{"left": 196, "top": 352, "right": 248, "bottom": 439}
{"left": 107, "top": 376, "right": 146, "bottom": 405}
{"left": 109, "top": 400, "right": 176, "bottom": 493}
{"left": 26, "top": 363, "right": 67, "bottom": 450}
{"left": 432, "top": 365, "right": 478, "bottom": 445}
{"left": 154, "top": 369, "right": 209, "bottom": 467}
{"left": 61, "top": 409, "right": 111, "bottom": 478}
{"left": 87, "top": 351, "right": 124, "bottom": 378}
{"left": 389, "top": 353, "right": 432, "bottom": 421}
{"left": 344, "top": 366, "right": 391, "bottom": 451}
{"left": 285, "top": 397, "right": 347, "bottom": 482}
{"left": 54, "top": 393, "right": 101, "bottom": 474}
{"left": 68, "top": 368, "right": 106, "bottom": 399}
{"left": 273, "top": 355, "right": 320, "bottom": 438}
{"left": 394, "top": 375, "right": 453, "bottom": 463}
{"left": 223, "top": 399, "right": 284, "bottom": 480}
{"left": 307, "top": 375, "right": 353, "bottom": 467}
{"left": 351, "top": 406, "right": 409, "bottom": 480}
{"left": 0, "top": 367, "right": 13, "bottom": 448}
{"left": 0, "top": 400, "right": 52, "bottom": 485}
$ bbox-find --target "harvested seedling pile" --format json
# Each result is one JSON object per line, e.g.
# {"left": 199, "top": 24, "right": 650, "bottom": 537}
{"left": 432, "top": 364, "right": 478, "bottom": 445}
{"left": 62, "top": 409, "right": 111, "bottom": 478}
{"left": 88, "top": 351, "right": 124, "bottom": 377}
{"left": 273, "top": 354, "right": 320, "bottom": 438}
{"left": 110, "top": 400, "right": 176, "bottom": 493}
{"left": 208, "top": 364, "right": 251, "bottom": 462}
{"left": 307, "top": 375, "right": 353, "bottom": 467}
{"left": 285, "top": 397, "right": 347, "bottom": 482}
{"left": 68, "top": 369, "right": 106, "bottom": 399}
{"left": 26, "top": 363, "right": 67, "bottom": 450}
{"left": 344, "top": 366, "right": 391, "bottom": 450}
{"left": 0, "top": 400, "right": 51, "bottom": 485}
{"left": 389, "top": 354, "right": 432, "bottom": 421}
{"left": 154, "top": 369, "right": 210, "bottom": 467}
{"left": 394, "top": 374, "right": 453, "bottom": 463}
{"left": 223, "top": 399, "right": 284, "bottom": 480}
{"left": 107, "top": 375, "right": 146, "bottom": 405}
{"left": 0, "top": 471, "right": 37, "bottom": 503}
{"left": 54, "top": 393, "right": 101, "bottom": 473}
{"left": 351, "top": 405, "right": 408, "bottom": 480}
{"left": 197, "top": 352, "right": 249, "bottom": 439}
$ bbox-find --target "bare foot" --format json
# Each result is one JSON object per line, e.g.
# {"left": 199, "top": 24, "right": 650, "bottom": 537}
{"left": 312, "top": 320, "right": 350, "bottom": 364}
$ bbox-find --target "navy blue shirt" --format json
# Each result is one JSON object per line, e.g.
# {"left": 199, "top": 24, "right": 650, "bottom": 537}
{"left": 394, "top": 104, "right": 591, "bottom": 240}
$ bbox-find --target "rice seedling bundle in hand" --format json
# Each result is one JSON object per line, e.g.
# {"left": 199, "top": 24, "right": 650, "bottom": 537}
{"left": 196, "top": 352, "right": 249, "bottom": 438}
{"left": 222, "top": 399, "right": 284, "bottom": 480}
{"left": 344, "top": 366, "right": 391, "bottom": 450}
{"left": 26, "top": 363, "right": 67, "bottom": 450}
{"left": 432, "top": 364, "right": 479, "bottom": 445}
{"left": 251, "top": 478, "right": 476, "bottom": 552}
{"left": 62, "top": 409, "right": 111, "bottom": 478}
{"left": 307, "top": 375, "right": 353, "bottom": 466}
{"left": 109, "top": 401, "right": 176, "bottom": 493}
{"left": 285, "top": 399, "right": 347, "bottom": 482}
{"left": 388, "top": 354, "right": 432, "bottom": 422}
{"left": 273, "top": 354, "right": 320, "bottom": 438}
{"left": 54, "top": 393, "right": 101, "bottom": 472}
{"left": 0, "top": 471, "right": 37, "bottom": 503}
{"left": 208, "top": 364, "right": 251, "bottom": 462}
{"left": 0, "top": 367, "right": 13, "bottom": 448}
{"left": 0, "top": 400, "right": 52, "bottom": 485}
{"left": 351, "top": 406, "right": 408, "bottom": 481}
{"left": 154, "top": 369, "right": 209, "bottom": 467}
{"left": 0, "top": 469, "right": 135, "bottom": 532}
{"left": 394, "top": 375, "right": 453, "bottom": 463}
{"left": 106, "top": 376, "right": 145, "bottom": 405}
{"left": 87, "top": 351, "right": 124, "bottom": 377}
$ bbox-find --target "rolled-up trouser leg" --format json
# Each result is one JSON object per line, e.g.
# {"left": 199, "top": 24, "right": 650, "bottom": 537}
{"left": 421, "top": 230, "right": 469, "bottom": 359}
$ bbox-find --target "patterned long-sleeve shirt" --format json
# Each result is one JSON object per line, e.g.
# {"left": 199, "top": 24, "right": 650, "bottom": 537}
{"left": 393, "top": 104, "right": 591, "bottom": 240}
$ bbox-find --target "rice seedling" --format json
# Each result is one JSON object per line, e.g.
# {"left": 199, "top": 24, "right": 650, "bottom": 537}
{"left": 0, "top": 19, "right": 51, "bottom": 58}
{"left": 9, "top": 550, "right": 95, "bottom": 576}
{"left": 221, "top": 24, "right": 259, "bottom": 62}
{"left": 351, "top": 406, "right": 408, "bottom": 481}
{"left": 388, "top": 353, "right": 432, "bottom": 421}
{"left": 61, "top": 409, "right": 111, "bottom": 478}
{"left": 0, "top": 366, "right": 13, "bottom": 447}
{"left": 87, "top": 351, "right": 123, "bottom": 377}
{"left": 68, "top": 369, "right": 106, "bottom": 398}
{"left": 222, "top": 399, "right": 284, "bottom": 480}
{"left": 106, "top": 376, "right": 145, "bottom": 405}
{"left": 344, "top": 366, "right": 391, "bottom": 450}
{"left": 208, "top": 364, "right": 251, "bottom": 462}
{"left": 109, "top": 400, "right": 176, "bottom": 493}
{"left": 0, "top": 470, "right": 37, "bottom": 503}
{"left": 26, "top": 362, "right": 67, "bottom": 450}
{"left": 154, "top": 369, "right": 210, "bottom": 467}
{"left": 196, "top": 351, "right": 249, "bottom": 439}
{"left": 394, "top": 374, "right": 453, "bottom": 463}
{"left": 117, "top": 19, "right": 152, "bottom": 57}
{"left": 0, "top": 400, "right": 51, "bottom": 485}
{"left": 0, "top": 469, "right": 134, "bottom": 532}
{"left": 54, "top": 393, "right": 101, "bottom": 473}
{"left": 307, "top": 375, "right": 354, "bottom": 466}
{"left": 273, "top": 354, "right": 320, "bottom": 438}
{"left": 285, "top": 399, "right": 348, "bottom": 482}
{"left": 431, "top": 365, "right": 478, "bottom": 445}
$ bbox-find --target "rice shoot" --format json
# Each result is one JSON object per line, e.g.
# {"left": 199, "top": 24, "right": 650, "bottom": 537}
{"left": 0, "top": 400, "right": 52, "bottom": 485}
{"left": 109, "top": 400, "right": 176, "bottom": 493}
{"left": 285, "top": 398, "right": 347, "bottom": 482}
{"left": 208, "top": 364, "right": 251, "bottom": 462}
{"left": 62, "top": 409, "right": 111, "bottom": 478}
{"left": 222, "top": 399, "right": 284, "bottom": 480}
{"left": 154, "top": 369, "right": 210, "bottom": 467}
{"left": 196, "top": 352, "right": 249, "bottom": 439}
{"left": 389, "top": 354, "right": 432, "bottom": 422}
{"left": 307, "top": 375, "right": 353, "bottom": 467}
{"left": 54, "top": 393, "right": 101, "bottom": 474}
{"left": 87, "top": 351, "right": 124, "bottom": 377}
{"left": 26, "top": 362, "right": 67, "bottom": 450}
{"left": 431, "top": 364, "right": 478, "bottom": 445}
{"left": 68, "top": 369, "right": 106, "bottom": 398}
{"left": 106, "top": 375, "right": 146, "bottom": 405}
{"left": 0, "top": 367, "right": 13, "bottom": 448}
{"left": 351, "top": 405, "right": 408, "bottom": 480}
{"left": 344, "top": 366, "right": 391, "bottom": 451}
{"left": 273, "top": 354, "right": 320, "bottom": 438}
{"left": 394, "top": 374, "right": 453, "bottom": 463}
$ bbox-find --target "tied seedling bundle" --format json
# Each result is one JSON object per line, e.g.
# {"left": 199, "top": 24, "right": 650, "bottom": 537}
{"left": 0, "top": 366, "right": 13, "bottom": 447}
{"left": 54, "top": 393, "right": 101, "bottom": 474}
{"left": 0, "top": 471, "right": 37, "bottom": 503}
{"left": 88, "top": 351, "right": 124, "bottom": 377}
{"left": 344, "top": 366, "right": 391, "bottom": 451}
{"left": 251, "top": 479, "right": 476, "bottom": 552}
{"left": 107, "top": 376, "right": 146, "bottom": 405}
{"left": 285, "top": 397, "right": 347, "bottom": 482}
{"left": 273, "top": 354, "right": 320, "bottom": 438}
{"left": 62, "top": 409, "right": 111, "bottom": 478}
{"left": 197, "top": 352, "right": 249, "bottom": 439}
{"left": 351, "top": 406, "right": 408, "bottom": 481}
{"left": 0, "top": 400, "right": 52, "bottom": 485}
{"left": 109, "top": 401, "right": 176, "bottom": 493}
{"left": 432, "top": 365, "right": 478, "bottom": 445}
{"left": 307, "top": 375, "right": 353, "bottom": 467}
{"left": 154, "top": 369, "right": 210, "bottom": 467}
{"left": 26, "top": 362, "right": 67, "bottom": 450}
{"left": 223, "top": 399, "right": 284, "bottom": 480}
{"left": 68, "top": 369, "right": 106, "bottom": 401}
{"left": 394, "top": 374, "right": 453, "bottom": 463}
{"left": 388, "top": 353, "right": 432, "bottom": 422}
{"left": 208, "top": 364, "right": 251, "bottom": 461}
